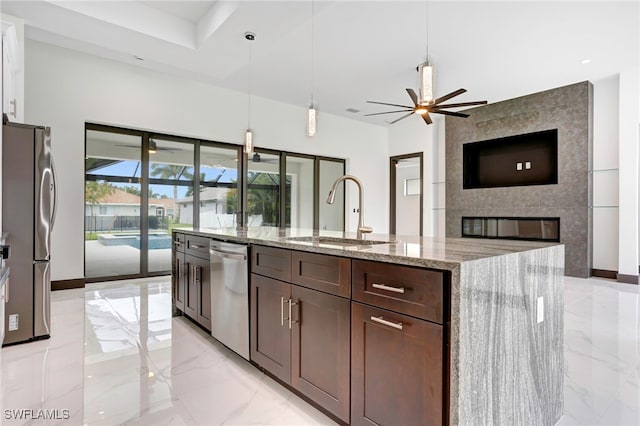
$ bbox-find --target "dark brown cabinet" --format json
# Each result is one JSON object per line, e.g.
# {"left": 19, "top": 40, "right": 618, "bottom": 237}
{"left": 173, "top": 232, "right": 212, "bottom": 331}
{"left": 351, "top": 302, "right": 444, "bottom": 426}
{"left": 351, "top": 260, "right": 448, "bottom": 426}
{"left": 250, "top": 273, "right": 291, "bottom": 383}
{"left": 291, "top": 285, "right": 350, "bottom": 422}
{"left": 172, "top": 233, "right": 186, "bottom": 313}
{"left": 250, "top": 247, "right": 351, "bottom": 423}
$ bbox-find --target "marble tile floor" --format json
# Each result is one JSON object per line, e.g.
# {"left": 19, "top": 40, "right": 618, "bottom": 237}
{"left": 1, "top": 275, "right": 640, "bottom": 425}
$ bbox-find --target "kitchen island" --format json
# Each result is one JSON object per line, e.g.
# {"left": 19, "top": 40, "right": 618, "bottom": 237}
{"left": 172, "top": 227, "right": 564, "bottom": 426}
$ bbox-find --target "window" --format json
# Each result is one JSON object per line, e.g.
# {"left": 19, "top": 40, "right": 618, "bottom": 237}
{"left": 85, "top": 123, "right": 345, "bottom": 281}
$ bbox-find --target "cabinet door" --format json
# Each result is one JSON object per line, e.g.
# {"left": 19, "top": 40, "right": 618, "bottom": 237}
{"left": 172, "top": 252, "right": 185, "bottom": 312}
{"left": 184, "top": 256, "right": 198, "bottom": 319}
{"left": 195, "top": 256, "right": 212, "bottom": 331}
{"left": 291, "top": 286, "right": 350, "bottom": 423}
{"left": 250, "top": 274, "right": 291, "bottom": 384}
{"left": 351, "top": 302, "right": 444, "bottom": 426}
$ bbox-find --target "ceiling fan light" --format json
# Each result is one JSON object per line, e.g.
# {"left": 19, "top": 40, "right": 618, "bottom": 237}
{"left": 244, "top": 129, "right": 254, "bottom": 154}
{"left": 418, "top": 62, "right": 434, "bottom": 105}
{"left": 414, "top": 107, "right": 428, "bottom": 115}
{"left": 307, "top": 107, "right": 317, "bottom": 137}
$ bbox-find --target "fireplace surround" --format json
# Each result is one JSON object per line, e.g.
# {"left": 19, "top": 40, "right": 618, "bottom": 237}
{"left": 445, "top": 81, "right": 593, "bottom": 277}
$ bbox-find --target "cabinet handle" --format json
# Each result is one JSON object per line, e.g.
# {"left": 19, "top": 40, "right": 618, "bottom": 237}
{"left": 372, "top": 283, "right": 405, "bottom": 294}
{"left": 174, "top": 241, "right": 182, "bottom": 247}
{"left": 191, "top": 244, "right": 202, "bottom": 249}
{"left": 9, "top": 99, "right": 16, "bottom": 118}
{"left": 288, "top": 299, "right": 298, "bottom": 329}
{"left": 370, "top": 315, "right": 403, "bottom": 330}
{"left": 194, "top": 266, "right": 200, "bottom": 283}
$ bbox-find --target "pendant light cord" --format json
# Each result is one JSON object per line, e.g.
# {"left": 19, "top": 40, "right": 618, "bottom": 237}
{"left": 248, "top": 37, "right": 253, "bottom": 129}
{"left": 310, "top": 0, "right": 315, "bottom": 107}
{"left": 425, "top": 0, "right": 429, "bottom": 63}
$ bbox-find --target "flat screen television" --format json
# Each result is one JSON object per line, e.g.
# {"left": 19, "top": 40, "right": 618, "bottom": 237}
{"left": 463, "top": 129, "right": 558, "bottom": 189}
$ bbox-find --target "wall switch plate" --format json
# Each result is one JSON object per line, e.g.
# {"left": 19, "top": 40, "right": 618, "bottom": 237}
{"left": 525, "top": 161, "right": 532, "bottom": 169}
{"left": 516, "top": 162, "right": 523, "bottom": 171}
{"left": 536, "top": 297, "right": 544, "bottom": 323}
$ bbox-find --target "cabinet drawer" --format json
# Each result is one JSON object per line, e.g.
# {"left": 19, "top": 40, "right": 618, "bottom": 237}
{"left": 186, "top": 235, "right": 210, "bottom": 259}
{"left": 173, "top": 232, "right": 186, "bottom": 253}
{"left": 291, "top": 251, "right": 350, "bottom": 298}
{"left": 252, "top": 245, "right": 291, "bottom": 282}
{"left": 352, "top": 260, "right": 445, "bottom": 324}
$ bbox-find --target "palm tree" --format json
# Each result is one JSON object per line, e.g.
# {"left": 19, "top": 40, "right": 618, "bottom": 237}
{"left": 150, "top": 164, "right": 192, "bottom": 222}
{"left": 85, "top": 181, "right": 115, "bottom": 235}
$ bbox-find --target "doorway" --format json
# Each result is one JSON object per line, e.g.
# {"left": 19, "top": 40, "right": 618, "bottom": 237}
{"left": 390, "top": 153, "right": 423, "bottom": 236}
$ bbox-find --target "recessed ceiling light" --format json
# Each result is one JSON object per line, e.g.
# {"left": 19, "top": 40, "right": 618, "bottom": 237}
{"left": 134, "top": 55, "right": 144, "bottom": 61}
{"left": 581, "top": 59, "right": 591, "bottom": 64}
{"left": 345, "top": 108, "right": 360, "bottom": 113}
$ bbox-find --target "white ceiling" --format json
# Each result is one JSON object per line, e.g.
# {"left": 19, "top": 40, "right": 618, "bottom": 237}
{"left": 2, "top": 1, "right": 638, "bottom": 126}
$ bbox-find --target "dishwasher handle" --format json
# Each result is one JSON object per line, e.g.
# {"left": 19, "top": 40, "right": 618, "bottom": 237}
{"left": 209, "top": 248, "right": 247, "bottom": 261}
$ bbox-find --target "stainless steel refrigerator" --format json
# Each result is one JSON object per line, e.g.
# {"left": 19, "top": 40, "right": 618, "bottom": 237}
{"left": 2, "top": 120, "right": 56, "bottom": 346}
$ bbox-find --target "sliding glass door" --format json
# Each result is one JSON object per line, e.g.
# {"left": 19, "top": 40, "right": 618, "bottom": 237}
{"left": 86, "top": 123, "right": 345, "bottom": 282}
{"left": 147, "top": 137, "right": 194, "bottom": 273}
{"left": 85, "top": 128, "right": 143, "bottom": 279}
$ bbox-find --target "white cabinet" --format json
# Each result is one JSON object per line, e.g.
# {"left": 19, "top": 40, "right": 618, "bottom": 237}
{"left": 2, "top": 15, "right": 24, "bottom": 123}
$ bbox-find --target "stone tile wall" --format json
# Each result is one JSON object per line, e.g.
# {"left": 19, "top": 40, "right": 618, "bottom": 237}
{"left": 445, "top": 81, "right": 593, "bottom": 277}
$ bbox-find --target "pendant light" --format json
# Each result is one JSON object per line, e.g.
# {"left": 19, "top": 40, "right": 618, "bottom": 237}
{"left": 244, "top": 32, "right": 255, "bottom": 154}
{"left": 307, "top": 0, "right": 317, "bottom": 137}
{"left": 418, "top": 1, "right": 434, "bottom": 106}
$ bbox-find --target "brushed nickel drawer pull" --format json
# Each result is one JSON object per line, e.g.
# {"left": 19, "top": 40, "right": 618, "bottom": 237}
{"left": 372, "top": 283, "right": 405, "bottom": 294}
{"left": 371, "top": 315, "right": 403, "bottom": 330}
{"left": 288, "top": 299, "right": 298, "bottom": 329}
{"left": 281, "top": 296, "right": 285, "bottom": 326}
{"left": 190, "top": 244, "right": 202, "bottom": 249}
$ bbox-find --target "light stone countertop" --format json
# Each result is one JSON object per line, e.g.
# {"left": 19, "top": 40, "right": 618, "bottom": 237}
{"left": 176, "top": 226, "right": 559, "bottom": 271}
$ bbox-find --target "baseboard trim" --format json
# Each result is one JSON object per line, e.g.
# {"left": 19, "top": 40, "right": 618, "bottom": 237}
{"left": 591, "top": 269, "right": 617, "bottom": 280}
{"left": 617, "top": 274, "right": 639, "bottom": 285}
{"left": 52, "top": 278, "right": 85, "bottom": 291}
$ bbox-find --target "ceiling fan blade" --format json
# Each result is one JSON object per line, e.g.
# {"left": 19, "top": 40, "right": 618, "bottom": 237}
{"left": 367, "top": 100, "right": 414, "bottom": 109}
{"left": 432, "top": 100, "right": 488, "bottom": 109}
{"left": 364, "top": 109, "right": 413, "bottom": 116}
{"left": 422, "top": 112, "right": 433, "bottom": 125}
{"left": 406, "top": 88, "right": 419, "bottom": 106}
{"left": 433, "top": 88, "right": 467, "bottom": 105}
{"left": 389, "top": 112, "right": 414, "bottom": 124}
{"left": 430, "top": 110, "right": 470, "bottom": 118}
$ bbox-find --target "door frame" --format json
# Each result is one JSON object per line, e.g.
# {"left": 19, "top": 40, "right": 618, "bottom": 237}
{"left": 389, "top": 152, "right": 423, "bottom": 236}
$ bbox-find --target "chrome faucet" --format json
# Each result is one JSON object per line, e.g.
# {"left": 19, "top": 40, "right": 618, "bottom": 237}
{"left": 326, "top": 175, "right": 373, "bottom": 239}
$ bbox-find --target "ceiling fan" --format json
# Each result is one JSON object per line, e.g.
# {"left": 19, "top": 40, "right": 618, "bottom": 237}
{"left": 250, "top": 152, "right": 278, "bottom": 163}
{"left": 115, "top": 139, "right": 183, "bottom": 154}
{"left": 365, "top": 88, "right": 487, "bottom": 125}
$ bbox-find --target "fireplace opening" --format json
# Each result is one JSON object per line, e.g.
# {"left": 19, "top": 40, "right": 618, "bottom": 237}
{"left": 462, "top": 217, "right": 560, "bottom": 242}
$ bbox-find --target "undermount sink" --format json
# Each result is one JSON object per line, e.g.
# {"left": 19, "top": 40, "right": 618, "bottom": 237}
{"left": 285, "top": 236, "right": 393, "bottom": 246}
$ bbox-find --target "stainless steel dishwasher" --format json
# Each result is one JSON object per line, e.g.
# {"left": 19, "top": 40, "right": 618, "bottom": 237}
{"left": 209, "top": 240, "right": 250, "bottom": 360}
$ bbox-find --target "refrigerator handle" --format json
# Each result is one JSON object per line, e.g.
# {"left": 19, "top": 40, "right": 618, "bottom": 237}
{"left": 51, "top": 157, "right": 58, "bottom": 229}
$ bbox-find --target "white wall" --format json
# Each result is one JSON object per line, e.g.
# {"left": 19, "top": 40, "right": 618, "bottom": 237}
{"left": 24, "top": 40, "right": 388, "bottom": 281}
{"left": 592, "top": 75, "right": 620, "bottom": 271}
{"left": 618, "top": 67, "right": 640, "bottom": 278}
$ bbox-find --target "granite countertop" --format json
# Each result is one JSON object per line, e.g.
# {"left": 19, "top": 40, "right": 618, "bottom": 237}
{"left": 177, "top": 226, "right": 560, "bottom": 271}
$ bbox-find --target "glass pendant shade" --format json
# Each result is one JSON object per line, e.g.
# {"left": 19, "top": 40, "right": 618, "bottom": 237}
{"left": 244, "top": 129, "right": 253, "bottom": 154}
{"left": 418, "top": 62, "right": 434, "bottom": 105}
{"left": 307, "top": 107, "right": 317, "bottom": 137}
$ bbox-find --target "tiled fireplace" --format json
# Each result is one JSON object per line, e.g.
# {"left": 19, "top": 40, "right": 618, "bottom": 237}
{"left": 445, "top": 81, "right": 593, "bottom": 278}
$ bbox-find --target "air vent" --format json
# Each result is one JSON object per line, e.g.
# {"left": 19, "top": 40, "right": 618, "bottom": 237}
{"left": 345, "top": 108, "right": 360, "bottom": 113}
